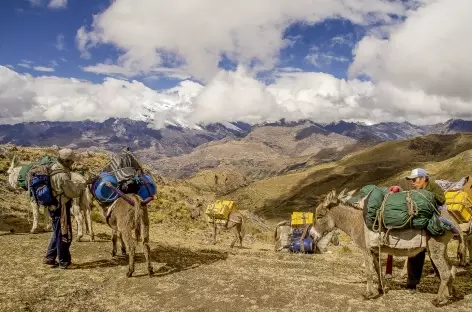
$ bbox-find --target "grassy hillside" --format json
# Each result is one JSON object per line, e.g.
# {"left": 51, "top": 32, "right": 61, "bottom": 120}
{"left": 226, "top": 133, "right": 472, "bottom": 219}
{"left": 0, "top": 144, "right": 274, "bottom": 243}
{"left": 0, "top": 145, "right": 212, "bottom": 233}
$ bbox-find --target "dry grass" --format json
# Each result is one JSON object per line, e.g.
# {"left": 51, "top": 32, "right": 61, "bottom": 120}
{"left": 227, "top": 134, "right": 472, "bottom": 218}
{"left": 1, "top": 143, "right": 472, "bottom": 311}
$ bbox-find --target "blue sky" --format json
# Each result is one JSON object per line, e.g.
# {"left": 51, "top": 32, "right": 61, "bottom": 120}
{"left": 0, "top": 0, "right": 468, "bottom": 126}
{"left": 0, "top": 0, "right": 364, "bottom": 89}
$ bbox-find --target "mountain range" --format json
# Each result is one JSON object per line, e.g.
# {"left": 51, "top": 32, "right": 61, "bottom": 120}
{"left": 1, "top": 118, "right": 472, "bottom": 179}
{"left": 1, "top": 117, "right": 470, "bottom": 151}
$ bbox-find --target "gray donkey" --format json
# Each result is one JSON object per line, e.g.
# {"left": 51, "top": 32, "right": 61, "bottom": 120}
{"left": 208, "top": 210, "right": 244, "bottom": 248}
{"left": 309, "top": 189, "right": 457, "bottom": 307}
{"left": 101, "top": 193, "right": 154, "bottom": 277}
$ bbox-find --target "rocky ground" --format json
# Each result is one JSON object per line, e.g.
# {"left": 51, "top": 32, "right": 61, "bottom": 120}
{"left": 0, "top": 220, "right": 471, "bottom": 312}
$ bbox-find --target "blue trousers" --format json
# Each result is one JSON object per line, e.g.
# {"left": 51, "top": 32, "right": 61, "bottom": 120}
{"left": 45, "top": 203, "right": 72, "bottom": 266}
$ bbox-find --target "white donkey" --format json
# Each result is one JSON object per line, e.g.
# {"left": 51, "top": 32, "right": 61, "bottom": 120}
{"left": 7, "top": 156, "right": 94, "bottom": 241}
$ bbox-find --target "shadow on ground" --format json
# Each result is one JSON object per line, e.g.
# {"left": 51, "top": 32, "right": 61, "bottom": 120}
{"left": 0, "top": 213, "right": 33, "bottom": 235}
{"left": 384, "top": 261, "right": 472, "bottom": 306}
{"left": 73, "top": 244, "right": 229, "bottom": 277}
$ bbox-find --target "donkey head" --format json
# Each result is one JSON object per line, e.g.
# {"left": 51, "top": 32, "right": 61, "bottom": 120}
{"left": 310, "top": 188, "right": 356, "bottom": 242}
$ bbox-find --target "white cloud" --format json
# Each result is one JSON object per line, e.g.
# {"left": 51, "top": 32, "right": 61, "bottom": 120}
{"left": 28, "top": 0, "right": 68, "bottom": 9}
{"left": 349, "top": 0, "right": 472, "bottom": 102}
{"left": 55, "top": 34, "right": 65, "bottom": 51}
{"left": 305, "top": 52, "right": 350, "bottom": 67}
{"left": 330, "top": 34, "right": 354, "bottom": 47}
{"left": 81, "top": 63, "right": 190, "bottom": 80}
{"left": 28, "top": 0, "right": 41, "bottom": 7}
{"left": 3, "top": 0, "right": 472, "bottom": 128}
{"left": 48, "top": 0, "right": 67, "bottom": 9}
{"left": 17, "top": 63, "right": 31, "bottom": 69}
{"left": 0, "top": 66, "right": 199, "bottom": 125}
{"left": 190, "top": 66, "right": 280, "bottom": 124}
{"left": 50, "top": 60, "right": 59, "bottom": 67}
{"left": 33, "top": 66, "right": 55, "bottom": 72}
{"left": 2, "top": 64, "right": 471, "bottom": 128}
{"left": 76, "top": 0, "right": 407, "bottom": 81}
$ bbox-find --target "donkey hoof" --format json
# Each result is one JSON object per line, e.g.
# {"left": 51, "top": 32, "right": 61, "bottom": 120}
{"left": 77, "top": 236, "right": 83, "bottom": 242}
{"left": 30, "top": 229, "right": 38, "bottom": 234}
{"left": 126, "top": 271, "right": 133, "bottom": 278}
{"left": 362, "top": 292, "right": 380, "bottom": 300}
{"left": 90, "top": 236, "right": 95, "bottom": 242}
{"left": 148, "top": 267, "right": 154, "bottom": 277}
{"left": 431, "top": 297, "right": 448, "bottom": 307}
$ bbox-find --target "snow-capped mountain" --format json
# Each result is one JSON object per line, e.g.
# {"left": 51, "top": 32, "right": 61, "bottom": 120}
{"left": 1, "top": 118, "right": 472, "bottom": 158}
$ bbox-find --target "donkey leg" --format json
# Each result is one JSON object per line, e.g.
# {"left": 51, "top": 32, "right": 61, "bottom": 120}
{"left": 429, "top": 237, "right": 454, "bottom": 306}
{"left": 229, "top": 224, "right": 238, "bottom": 248}
{"left": 119, "top": 232, "right": 127, "bottom": 256}
{"left": 212, "top": 223, "right": 217, "bottom": 245}
{"left": 466, "top": 239, "right": 472, "bottom": 266}
{"left": 111, "top": 229, "right": 118, "bottom": 258}
{"left": 363, "top": 250, "right": 377, "bottom": 299}
{"left": 141, "top": 208, "right": 153, "bottom": 276}
{"left": 85, "top": 207, "right": 94, "bottom": 242}
{"left": 237, "top": 223, "right": 243, "bottom": 248}
{"left": 72, "top": 201, "right": 83, "bottom": 242}
{"left": 42, "top": 206, "right": 52, "bottom": 231}
{"left": 30, "top": 200, "right": 39, "bottom": 234}
{"left": 122, "top": 232, "right": 135, "bottom": 278}
{"left": 401, "top": 257, "right": 408, "bottom": 278}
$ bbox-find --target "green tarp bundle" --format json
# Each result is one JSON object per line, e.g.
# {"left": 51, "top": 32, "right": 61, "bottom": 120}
{"left": 17, "top": 155, "right": 57, "bottom": 190}
{"left": 351, "top": 184, "right": 447, "bottom": 236}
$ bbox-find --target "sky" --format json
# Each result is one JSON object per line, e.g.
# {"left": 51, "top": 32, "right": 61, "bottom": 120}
{"left": 0, "top": 0, "right": 471, "bottom": 128}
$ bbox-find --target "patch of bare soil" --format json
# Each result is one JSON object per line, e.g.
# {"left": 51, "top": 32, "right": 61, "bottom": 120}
{"left": 0, "top": 222, "right": 471, "bottom": 312}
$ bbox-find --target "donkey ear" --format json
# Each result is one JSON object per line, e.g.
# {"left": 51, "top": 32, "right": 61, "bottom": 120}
{"left": 347, "top": 189, "right": 357, "bottom": 197}
{"left": 325, "top": 189, "right": 337, "bottom": 203}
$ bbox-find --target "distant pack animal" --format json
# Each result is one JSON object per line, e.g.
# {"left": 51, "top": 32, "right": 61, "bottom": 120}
{"left": 310, "top": 189, "right": 458, "bottom": 307}
{"left": 7, "top": 155, "right": 94, "bottom": 241}
{"left": 208, "top": 210, "right": 244, "bottom": 248}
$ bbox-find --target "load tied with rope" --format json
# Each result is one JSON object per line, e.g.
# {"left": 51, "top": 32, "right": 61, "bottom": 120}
{"left": 349, "top": 185, "right": 451, "bottom": 236}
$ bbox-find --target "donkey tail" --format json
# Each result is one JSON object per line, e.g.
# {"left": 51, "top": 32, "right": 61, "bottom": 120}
{"left": 132, "top": 194, "right": 143, "bottom": 241}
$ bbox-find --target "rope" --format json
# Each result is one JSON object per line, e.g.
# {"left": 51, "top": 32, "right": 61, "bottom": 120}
{"left": 370, "top": 190, "right": 421, "bottom": 294}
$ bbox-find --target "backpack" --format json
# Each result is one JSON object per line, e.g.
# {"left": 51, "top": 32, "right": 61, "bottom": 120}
{"left": 28, "top": 165, "right": 60, "bottom": 207}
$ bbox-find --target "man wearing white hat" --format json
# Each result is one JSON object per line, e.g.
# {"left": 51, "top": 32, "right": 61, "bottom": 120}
{"left": 43, "top": 148, "right": 87, "bottom": 269}
{"left": 404, "top": 167, "right": 446, "bottom": 290}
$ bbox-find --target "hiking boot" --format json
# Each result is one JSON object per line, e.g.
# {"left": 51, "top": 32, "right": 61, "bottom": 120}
{"left": 58, "top": 263, "right": 75, "bottom": 269}
{"left": 43, "top": 258, "right": 58, "bottom": 266}
{"left": 404, "top": 284, "right": 417, "bottom": 293}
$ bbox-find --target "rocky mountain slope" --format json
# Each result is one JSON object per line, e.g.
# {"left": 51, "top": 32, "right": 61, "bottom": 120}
{"left": 157, "top": 124, "right": 360, "bottom": 181}
{"left": 222, "top": 133, "right": 472, "bottom": 219}
{"left": 1, "top": 118, "right": 472, "bottom": 157}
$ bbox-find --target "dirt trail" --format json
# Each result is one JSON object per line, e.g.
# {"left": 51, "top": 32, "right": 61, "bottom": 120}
{"left": 0, "top": 222, "right": 471, "bottom": 312}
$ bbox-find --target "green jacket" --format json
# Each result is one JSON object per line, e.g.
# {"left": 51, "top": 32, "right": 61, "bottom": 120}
{"left": 425, "top": 180, "right": 446, "bottom": 206}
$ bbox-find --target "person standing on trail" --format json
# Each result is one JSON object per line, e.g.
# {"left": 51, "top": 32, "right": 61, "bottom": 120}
{"left": 404, "top": 168, "right": 446, "bottom": 290}
{"left": 43, "top": 149, "right": 88, "bottom": 269}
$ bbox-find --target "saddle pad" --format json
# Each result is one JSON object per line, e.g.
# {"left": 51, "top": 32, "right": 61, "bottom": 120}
{"left": 366, "top": 226, "right": 427, "bottom": 249}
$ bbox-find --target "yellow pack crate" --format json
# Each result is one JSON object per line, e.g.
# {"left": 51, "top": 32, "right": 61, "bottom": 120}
{"left": 291, "top": 212, "right": 314, "bottom": 227}
{"left": 205, "top": 200, "right": 236, "bottom": 222}
{"left": 445, "top": 191, "right": 472, "bottom": 223}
